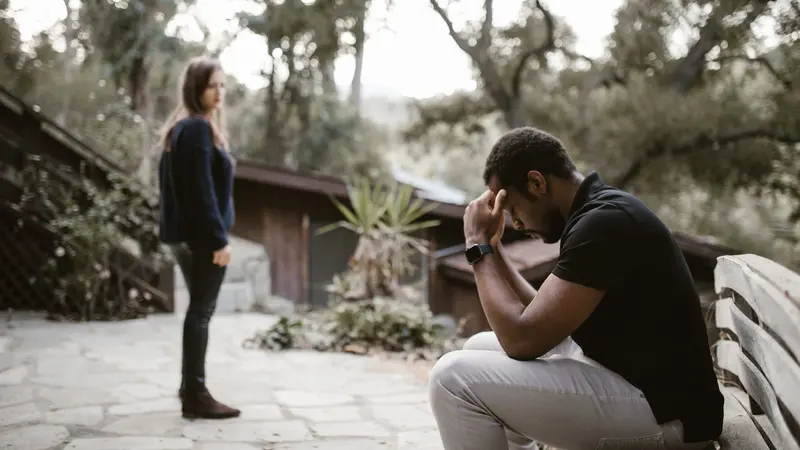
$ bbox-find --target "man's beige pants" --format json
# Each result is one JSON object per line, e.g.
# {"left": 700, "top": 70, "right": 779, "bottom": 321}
{"left": 428, "top": 332, "right": 712, "bottom": 450}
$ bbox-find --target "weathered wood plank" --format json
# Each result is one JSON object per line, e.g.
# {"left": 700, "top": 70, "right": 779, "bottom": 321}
{"left": 716, "top": 340, "right": 800, "bottom": 450}
{"left": 715, "top": 255, "right": 800, "bottom": 362}
{"left": 0, "top": 136, "right": 24, "bottom": 169}
{"left": 718, "top": 384, "right": 771, "bottom": 450}
{"left": 738, "top": 254, "right": 800, "bottom": 309}
{"left": 716, "top": 297, "right": 800, "bottom": 422}
{"left": 0, "top": 88, "right": 23, "bottom": 115}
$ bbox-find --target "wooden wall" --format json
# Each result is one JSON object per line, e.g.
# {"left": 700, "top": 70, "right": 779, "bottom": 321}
{"left": 232, "top": 177, "right": 466, "bottom": 306}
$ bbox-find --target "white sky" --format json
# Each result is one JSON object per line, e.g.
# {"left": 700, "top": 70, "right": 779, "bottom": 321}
{"left": 10, "top": 0, "right": 623, "bottom": 98}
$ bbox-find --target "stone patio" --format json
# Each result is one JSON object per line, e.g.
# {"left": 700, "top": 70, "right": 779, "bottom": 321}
{"left": 0, "top": 312, "right": 443, "bottom": 449}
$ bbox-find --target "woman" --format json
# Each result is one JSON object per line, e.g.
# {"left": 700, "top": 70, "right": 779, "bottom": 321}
{"left": 157, "top": 56, "right": 239, "bottom": 419}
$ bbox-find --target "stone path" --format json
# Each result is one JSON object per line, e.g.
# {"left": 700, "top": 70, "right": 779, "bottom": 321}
{"left": 0, "top": 312, "right": 443, "bottom": 449}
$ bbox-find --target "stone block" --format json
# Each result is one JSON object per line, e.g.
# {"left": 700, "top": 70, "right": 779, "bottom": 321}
{"left": 274, "top": 390, "right": 355, "bottom": 408}
{"left": 65, "top": 437, "right": 193, "bottom": 450}
{"left": 308, "top": 421, "right": 393, "bottom": 438}
{"left": 44, "top": 406, "right": 104, "bottom": 426}
{"left": 182, "top": 420, "right": 312, "bottom": 443}
{"left": 0, "top": 424, "right": 70, "bottom": 450}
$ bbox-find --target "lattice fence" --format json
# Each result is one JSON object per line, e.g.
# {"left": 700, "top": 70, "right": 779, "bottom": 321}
{"left": 0, "top": 201, "right": 166, "bottom": 320}
{"left": 0, "top": 203, "right": 52, "bottom": 311}
{"left": 0, "top": 86, "right": 174, "bottom": 320}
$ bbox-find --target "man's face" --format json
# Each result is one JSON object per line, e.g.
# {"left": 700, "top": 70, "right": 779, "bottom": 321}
{"left": 488, "top": 173, "right": 565, "bottom": 244}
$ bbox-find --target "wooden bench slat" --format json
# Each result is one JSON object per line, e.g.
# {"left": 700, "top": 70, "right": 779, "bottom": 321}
{"left": 738, "top": 254, "right": 800, "bottom": 309}
{"left": 716, "top": 297, "right": 800, "bottom": 421}
{"left": 719, "top": 384, "right": 771, "bottom": 450}
{"left": 716, "top": 340, "right": 800, "bottom": 450}
{"left": 715, "top": 255, "right": 800, "bottom": 362}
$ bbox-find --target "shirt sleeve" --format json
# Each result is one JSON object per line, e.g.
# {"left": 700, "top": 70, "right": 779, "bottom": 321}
{"left": 551, "top": 206, "right": 641, "bottom": 291}
{"left": 179, "top": 118, "right": 229, "bottom": 251}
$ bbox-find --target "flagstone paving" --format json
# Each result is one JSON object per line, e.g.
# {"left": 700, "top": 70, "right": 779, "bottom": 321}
{"left": 0, "top": 312, "right": 443, "bottom": 449}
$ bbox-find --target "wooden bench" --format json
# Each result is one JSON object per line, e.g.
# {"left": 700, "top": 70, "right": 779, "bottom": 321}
{"left": 713, "top": 254, "right": 800, "bottom": 450}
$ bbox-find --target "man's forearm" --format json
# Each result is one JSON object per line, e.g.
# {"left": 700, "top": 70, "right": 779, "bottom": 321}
{"left": 472, "top": 251, "right": 526, "bottom": 350}
{"left": 494, "top": 243, "right": 538, "bottom": 306}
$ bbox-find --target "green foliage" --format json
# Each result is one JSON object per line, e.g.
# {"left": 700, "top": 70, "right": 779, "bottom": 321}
{"left": 78, "top": 0, "right": 182, "bottom": 89}
{"left": 294, "top": 100, "right": 389, "bottom": 178}
{"left": 13, "top": 162, "right": 165, "bottom": 321}
{"left": 408, "top": 0, "right": 800, "bottom": 261}
{"left": 323, "top": 297, "right": 442, "bottom": 352}
{"left": 244, "top": 176, "right": 452, "bottom": 357}
{"left": 318, "top": 178, "right": 440, "bottom": 301}
{"left": 244, "top": 295, "right": 456, "bottom": 357}
{"left": 236, "top": 0, "right": 392, "bottom": 175}
{"left": 242, "top": 316, "right": 304, "bottom": 351}
{"left": 0, "top": 1, "right": 37, "bottom": 95}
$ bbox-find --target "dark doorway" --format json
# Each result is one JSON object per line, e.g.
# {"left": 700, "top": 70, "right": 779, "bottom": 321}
{"left": 307, "top": 220, "right": 360, "bottom": 307}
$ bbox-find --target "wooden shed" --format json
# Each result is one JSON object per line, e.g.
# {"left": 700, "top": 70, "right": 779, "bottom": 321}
{"left": 230, "top": 160, "right": 468, "bottom": 307}
{"left": 429, "top": 232, "right": 740, "bottom": 338}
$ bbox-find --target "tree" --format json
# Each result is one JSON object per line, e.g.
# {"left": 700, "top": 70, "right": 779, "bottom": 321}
{"left": 79, "top": 0, "right": 189, "bottom": 183}
{"left": 412, "top": 0, "right": 800, "bottom": 220}
{"left": 0, "top": 0, "right": 37, "bottom": 96}
{"left": 239, "top": 0, "right": 391, "bottom": 176}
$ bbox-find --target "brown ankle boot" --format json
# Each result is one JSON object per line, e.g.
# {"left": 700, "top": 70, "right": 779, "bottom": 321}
{"left": 181, "top": 388, "right": 241, "bottom": 419}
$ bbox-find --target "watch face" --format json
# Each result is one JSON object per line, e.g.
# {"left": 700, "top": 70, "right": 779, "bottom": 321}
{"left": 465, "top": 245, "right": 482, "bottom": 263}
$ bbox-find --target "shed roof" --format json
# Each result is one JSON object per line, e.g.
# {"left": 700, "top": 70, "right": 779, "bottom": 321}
{"left": 235, "top": 159, "right": 466, "bottom": 220}
{"left": 435, "top": 231, "right": 740, "bottom": 284}
{"left": 435, "top": 238, "right": 560, "bottom": 284}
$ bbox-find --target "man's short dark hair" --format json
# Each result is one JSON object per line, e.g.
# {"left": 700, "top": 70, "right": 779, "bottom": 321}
{"left": 483, "top": 127, "right": 577, "bottom": 193}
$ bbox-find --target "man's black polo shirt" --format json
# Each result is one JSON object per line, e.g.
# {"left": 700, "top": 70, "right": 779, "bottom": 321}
{"left": 552, "top": 172, "right": 724, "bottom": 443}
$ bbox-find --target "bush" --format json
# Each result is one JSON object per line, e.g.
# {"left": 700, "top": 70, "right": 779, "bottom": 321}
{"left": 243, "top": 294, "right": 463, "bottom": 360}
{"left": 12, "top": 162, "right": 166, "bottom": 321}
{"left": 243, "top": 178, "right": 461, "bottom": 359}
{"left": 324, "top": 297, "right": 442, "bottom": 352}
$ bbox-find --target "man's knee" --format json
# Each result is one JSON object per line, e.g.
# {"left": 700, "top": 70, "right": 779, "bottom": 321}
{"left": 428, "top": 350, "right": 471, "bottom": 405}
{"left": 462, "top": 331, "right": 503, "bottom": 351}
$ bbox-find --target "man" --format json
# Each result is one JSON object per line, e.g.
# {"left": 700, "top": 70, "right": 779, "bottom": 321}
{"left": 428, "top": 127, "right": 723, "bottom": 450}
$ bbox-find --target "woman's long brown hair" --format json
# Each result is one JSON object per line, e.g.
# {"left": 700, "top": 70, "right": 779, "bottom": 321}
{"left": 159, "top": 56, "right": 229, "bottom": 152}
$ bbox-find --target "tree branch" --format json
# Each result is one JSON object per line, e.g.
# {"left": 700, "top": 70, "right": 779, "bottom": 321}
{"left": 575, "top": 68, "right": 626, "bottom": 151}
{"left": 428, "top": 0, "right": 476, "bottom": 57}
{"left": 560, "top": 48, "right": 595, "bottom": 67}
{"left": 478, "top": 0, "right": 493, "bottom": 50}
{"left": 669, "top": 0, "right": 770, "bottom": 93}
{"left": 511, "top": 0, "right": 555, "bottom": 96}
{"left": 712, "top": 54, "right": 792, "bottom": 89}
{"left": 404, "top": 92, "right": 497, "bottom": 140}
{"left": 613, "top": 128, "right": 800, "bottom": 189}
{"left": 429, "top": 0, "right": 511, "bottom": 115}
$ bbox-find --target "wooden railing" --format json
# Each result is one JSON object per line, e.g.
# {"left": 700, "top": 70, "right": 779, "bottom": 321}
{"left": 0, "top": 85, "right": 173, "bottom": 317}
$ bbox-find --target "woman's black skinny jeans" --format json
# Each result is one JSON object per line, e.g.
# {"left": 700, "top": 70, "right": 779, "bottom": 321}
{"left": 171, "top": 243, "right": 226, "bottom": 393}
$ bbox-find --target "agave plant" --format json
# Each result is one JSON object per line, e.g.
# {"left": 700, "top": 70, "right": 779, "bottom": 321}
{"left": 318, "top": 177, "right": 441, "bottom": 302}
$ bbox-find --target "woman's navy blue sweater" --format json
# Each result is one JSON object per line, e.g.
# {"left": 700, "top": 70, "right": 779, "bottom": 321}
{"left": 158, "top": 116, "right": 235, "bottom": 251}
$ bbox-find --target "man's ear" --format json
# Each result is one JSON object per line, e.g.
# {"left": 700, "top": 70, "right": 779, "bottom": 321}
{"left": 526, "top": 170, "right": 546, "bottom": 196}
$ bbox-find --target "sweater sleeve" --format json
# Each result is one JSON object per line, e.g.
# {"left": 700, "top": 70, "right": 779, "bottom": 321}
{"left": 179, "top": 118, "right": 229, "bottom": 250}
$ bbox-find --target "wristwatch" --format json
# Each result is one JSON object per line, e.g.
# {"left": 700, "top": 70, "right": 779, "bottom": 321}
{"left": 465, "top": 244, "right": 493, "bottom": 265}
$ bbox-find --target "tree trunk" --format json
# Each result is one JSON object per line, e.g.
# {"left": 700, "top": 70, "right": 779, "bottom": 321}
{"left": 264, "top": 51, "right": 288, "bottom": 165}
{"left": 56, "top": 0, "right": 75, "bottom": 127}
{"left": 129, "top": 50, "right": 153, "bottom": 184}
{"left": 349, "top": 4, "right": 366, "bottom": 114}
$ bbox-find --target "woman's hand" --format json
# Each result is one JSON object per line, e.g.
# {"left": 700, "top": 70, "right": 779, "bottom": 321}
{"left": 213, "top": 245, "right": 232, "bottom": 266}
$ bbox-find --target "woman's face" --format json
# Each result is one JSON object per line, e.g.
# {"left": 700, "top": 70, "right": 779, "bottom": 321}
{"left": 201, "top": 69, "right": 225, "bottom": 113}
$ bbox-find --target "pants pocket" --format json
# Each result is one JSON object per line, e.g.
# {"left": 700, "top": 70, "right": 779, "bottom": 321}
{"left": 595, "top": 432, "right": 666, "bottom": 449}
